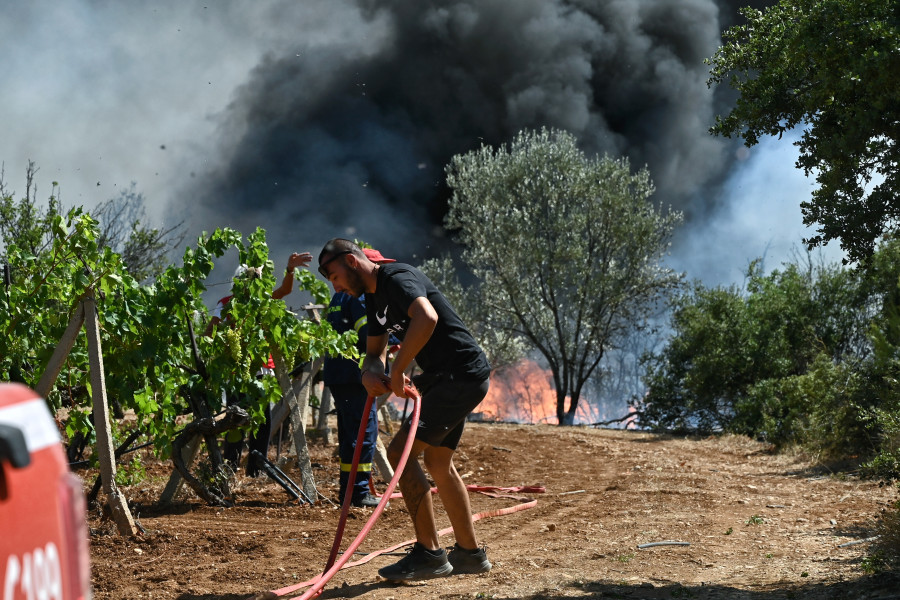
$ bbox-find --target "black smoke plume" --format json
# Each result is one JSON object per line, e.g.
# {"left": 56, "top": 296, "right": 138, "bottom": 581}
{"left": 189, "top": 0, "right": 775, "bottom": 261}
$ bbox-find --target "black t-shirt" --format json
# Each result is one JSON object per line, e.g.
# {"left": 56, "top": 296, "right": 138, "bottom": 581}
{"left": 365, "top": 263, "right": 490, "bottom": 379}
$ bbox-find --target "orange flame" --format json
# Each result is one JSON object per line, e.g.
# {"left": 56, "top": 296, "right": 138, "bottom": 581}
{"left": 388, "top": 359, "right": 626, "bottom": 425}
{"left": 477, "top": 359, "right": 558, "bottom": 423}
{"left": 477, "top": 359, "right": 608, "bottom": 424}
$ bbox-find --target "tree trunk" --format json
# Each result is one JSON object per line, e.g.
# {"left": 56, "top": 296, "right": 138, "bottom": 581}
{"left": 555, "top": 390, "right": 568, "bottom": 425}
{"left": 564, "top": 393, "right": 579, "bottom": 426}
{"left": 556, "top": 390, "right": 578, "bottom": 426}
{"left": 159, "top": 434, "right": 202, "bottom": 505}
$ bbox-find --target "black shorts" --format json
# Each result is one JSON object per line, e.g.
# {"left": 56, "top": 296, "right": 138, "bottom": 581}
{"left": 401, "top": 372, "right": 490, "bottom": 450}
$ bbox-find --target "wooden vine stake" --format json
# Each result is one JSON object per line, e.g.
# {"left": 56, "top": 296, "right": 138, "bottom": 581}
{"left": 37, "top": 292, "right": 137, "bottom": 536}
{"left": 268, "top": 303, "right": 332, "bottom": 503}
{"left": 271, "top": 349, "right": 321, "bottom": 503}
{"left": 83, "top": 293, "right": 137, "bottom": 535}
{"left": 315, "top": 386, "right": 333, "bottom": 445}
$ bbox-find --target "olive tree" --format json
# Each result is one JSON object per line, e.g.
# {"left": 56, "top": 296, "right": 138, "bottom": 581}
{"left": 707, "top": 0, "right": 900, "bottom": 264}
{"left": 445, "top": 128, "right": 683, "bottom": 425}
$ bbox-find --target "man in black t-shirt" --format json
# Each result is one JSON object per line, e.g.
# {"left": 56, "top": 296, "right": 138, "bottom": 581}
{"left": 318, "top": 238, "right": 493, "bottom": 582}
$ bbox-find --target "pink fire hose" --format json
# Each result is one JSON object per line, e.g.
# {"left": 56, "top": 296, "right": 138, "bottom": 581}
{"left": 252, "top": 386, "right": 544, "bottom": 600}
{"left": 323, "top": 391, "right": 376, "bottom": 572}
{"left": 257, "top": 499, "right": 540, "bottom": 599}
{"left": 265, "top": 385, "right": 421, "bottom": 600}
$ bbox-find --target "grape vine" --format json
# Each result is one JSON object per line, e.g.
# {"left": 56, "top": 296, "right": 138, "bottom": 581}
{"left": 0, "top": 209, "right": 355, "bottom": 461}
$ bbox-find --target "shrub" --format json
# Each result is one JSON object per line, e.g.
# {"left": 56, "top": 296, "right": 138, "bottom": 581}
{"left": 866, "top": 488, "right": 900, "bottom": 573}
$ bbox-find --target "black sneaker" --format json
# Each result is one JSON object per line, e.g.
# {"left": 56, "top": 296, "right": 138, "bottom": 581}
{"left": 447, "top": 543, "right": 492, "bottom": 574}
{"left": 378, "top": 543, "right": 453, "bottom": 581}
{"left": 351, "top": 494, "right": 382, "bottom": 508}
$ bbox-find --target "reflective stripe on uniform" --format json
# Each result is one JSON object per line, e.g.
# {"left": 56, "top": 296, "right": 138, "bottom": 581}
{"left": 340, "top": 461, "right": 372, "bottom": 472}
{"left": 353, "top": 315, "right": 367, "bottom": 332}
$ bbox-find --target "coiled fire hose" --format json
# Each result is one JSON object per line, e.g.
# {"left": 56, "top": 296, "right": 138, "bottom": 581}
{"left": 253, "top": 386, "right": 542, "bottom": 600}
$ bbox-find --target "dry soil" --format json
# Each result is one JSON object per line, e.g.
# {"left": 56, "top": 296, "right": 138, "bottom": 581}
{"left": 86, "top": 422, "right": 900, "bottom": 600}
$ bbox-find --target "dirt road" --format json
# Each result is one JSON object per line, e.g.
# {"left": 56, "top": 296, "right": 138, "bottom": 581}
{"left": 87, "top": 422, "right": 900, "bottom": 599}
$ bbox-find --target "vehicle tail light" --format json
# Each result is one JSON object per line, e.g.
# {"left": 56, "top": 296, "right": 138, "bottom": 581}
{"left": 58, "top": 472, "right": 92, "bottom": 600}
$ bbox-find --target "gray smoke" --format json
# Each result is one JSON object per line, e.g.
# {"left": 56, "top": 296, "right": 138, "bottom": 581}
{"left": 187, "top": 0, "right": 774, "bottom": 262}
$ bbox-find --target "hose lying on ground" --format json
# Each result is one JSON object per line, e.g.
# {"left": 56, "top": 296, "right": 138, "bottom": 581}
{"left": 258, "top": 499, "right": 541, "bottom": 600}
{"left": 250, "top": 385, "right": 544, "bottom": 600}
{"left": 272, "top": 386, "right": 422, "bottom": 600}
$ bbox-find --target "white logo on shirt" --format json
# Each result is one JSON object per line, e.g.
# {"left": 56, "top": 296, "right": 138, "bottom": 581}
{"left": 376, "top": 305, "right": 388, "bottom": 326}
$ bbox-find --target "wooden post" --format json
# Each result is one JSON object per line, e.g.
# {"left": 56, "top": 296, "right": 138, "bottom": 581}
{"left": 83, "top": 293, "right": 137, "bottom": 536}
{"left": 310, "top": 380, "right": 322, "bottom": 433}
{"left": 372, "top": 393, "right": 394, "bottom": 481}
{"left": 316, "top": 386, "right": 333, "bottom": 445}
{"left": 269, "top": 379, "right": 302, "bottom": 438}
{"left": 288, "top": 357, "right": 323, "bottom": 503}
{"left": 266, "top": 304, "right": 328, "bottom": 501}
{"left": 35, "top": 301, "right": 85, "bottom": 398}
{"left": 373, "top": 435, "right": 394, "bottom": 482}
{"left": 271, "top": 345, "right": 323, "bottom": 502}
{"left": 270, "top": 347, "right": 295, "bottom": 431}
{"left": 301, "top": 303, "right": 325, "bottom": 323}
{"left": 376, "top": 394, "right": 394, "bottom": 435}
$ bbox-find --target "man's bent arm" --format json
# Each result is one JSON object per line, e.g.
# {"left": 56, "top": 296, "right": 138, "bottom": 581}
{"left": 390, "top": 297, "right": 437, "bottom": 397}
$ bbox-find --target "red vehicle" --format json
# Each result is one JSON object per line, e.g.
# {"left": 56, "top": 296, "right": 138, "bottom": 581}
{"left": 1, "top": 383, "right": 92, "bottom": 600}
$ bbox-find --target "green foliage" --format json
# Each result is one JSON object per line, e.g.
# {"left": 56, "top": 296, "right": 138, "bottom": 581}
{"left": 125, "top": 226, "right": 355, "bottom": 451}
{"left": 741, "top": 354, "right": 867, "bottom": 458}
{"left": 640, "top": 283, "right": 752, "bottom": 433}
{"left": 707, "top": 0, "right": 900, "bottom": 264}
{"left": 114, "top": 455, "right": 147, "bottom": 487}
{"left": 2, "top": 162, "right": 185, "bottom": 283}
{"left": 0, "top": 162, "right": 62, "bottom": 260}
{"left": 445, "top": 128, "right": 683, "bottom": 424}
{"left": 639, "top": 255, "right": 873, "bottom": 447}
{"left": 2, "top": 207, "right": 125, "bottom": 404}
{"left": 294, "top": 267, "right": 331, "bottom": 306}
{"left": 0, "top": 197, "right": 353, "bottom": 457}
{"left": 639, "top": 236, "right": 900, "bottom": 473}
{"left": 746, "top": 515, "right": 765, "bottom": 526}
{"left": 860, "top": 550, "right": 887, "bottom": 575}
{"left": 860, "top": 291, "right": 900, "bottom": 481}
{"left": 874, "top": 496, "right": 900, "bottom": 571}
{"left": 855, "top": 240, "right": 900, "bottom": 480}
